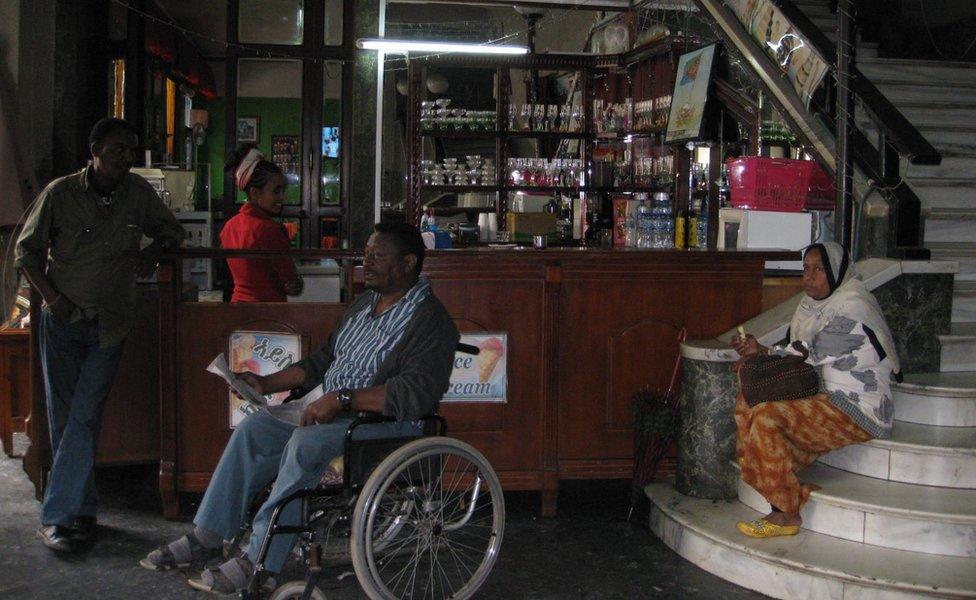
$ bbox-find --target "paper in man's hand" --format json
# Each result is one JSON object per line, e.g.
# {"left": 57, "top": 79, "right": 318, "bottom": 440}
{"left": 207, "top": 353, "right": 267, "bottom": 408}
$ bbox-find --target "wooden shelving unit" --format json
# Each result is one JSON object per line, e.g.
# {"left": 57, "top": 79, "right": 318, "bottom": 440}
{"left": 403, "top": 38, "right": 691, "bottom": 233}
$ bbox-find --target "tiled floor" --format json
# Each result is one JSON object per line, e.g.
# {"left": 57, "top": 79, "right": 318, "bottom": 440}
{"left": 0, "top": 434, "right": 765, "bottom": 599}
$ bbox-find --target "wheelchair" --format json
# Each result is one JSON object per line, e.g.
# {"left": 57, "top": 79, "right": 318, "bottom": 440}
{"left": 237, "top": 346, "right": 505, "bottom": 600}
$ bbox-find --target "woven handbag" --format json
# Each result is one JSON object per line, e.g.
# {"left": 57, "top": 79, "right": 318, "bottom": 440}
{"left": 738, "top": 342, "right": 821, "bottom": 407}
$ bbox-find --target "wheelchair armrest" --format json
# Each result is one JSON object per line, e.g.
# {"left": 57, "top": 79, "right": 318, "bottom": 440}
{"left": 341, "top": 413, "right": 447, "bottom": 486}
{"left": 343, "top": 413, "right": 446, "bottom": 448}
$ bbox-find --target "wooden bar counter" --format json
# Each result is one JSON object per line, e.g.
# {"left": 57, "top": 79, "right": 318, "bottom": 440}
{"left": 154, "top": 247, "right": 792, "bottom": 517}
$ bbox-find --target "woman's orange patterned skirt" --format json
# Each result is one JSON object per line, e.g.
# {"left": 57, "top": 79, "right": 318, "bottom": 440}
{"left": 734, "top": 392, "right": 872, "bottom": 513}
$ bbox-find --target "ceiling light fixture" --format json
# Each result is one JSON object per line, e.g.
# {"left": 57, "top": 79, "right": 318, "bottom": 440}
{"left": 357, "top": 38, "right": 528, "bottom": 55}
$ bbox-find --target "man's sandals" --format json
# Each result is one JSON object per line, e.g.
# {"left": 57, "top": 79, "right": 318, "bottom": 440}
{"left": 187, "top": 558, "right": 253, "bottom": 595}
{"left": 139, "top": 532, "right": 220, "bottom": 571}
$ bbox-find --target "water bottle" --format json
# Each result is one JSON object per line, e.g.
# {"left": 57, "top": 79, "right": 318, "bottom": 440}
{"left": 625, "top": 212, "right": 637, "bottom": 247}
{"left": 696, "top": 196, "right": 709, "bottom": 249}
{"left": 652, "top": 192, "right": 673, "bottom": 248}
{"left": 636, "top": 197, "right": 653, "bottom": 248}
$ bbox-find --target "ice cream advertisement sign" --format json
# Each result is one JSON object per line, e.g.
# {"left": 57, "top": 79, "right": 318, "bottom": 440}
{"left": 443, "top": 333, "right": 508, "bottom": 403}
{"left": 227, "top": 330, "right": 302, "bottom": 427}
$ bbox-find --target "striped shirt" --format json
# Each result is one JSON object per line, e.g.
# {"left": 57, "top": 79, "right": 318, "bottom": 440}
{"left": 318, "top": 277, "right": 432, "bottom": 394}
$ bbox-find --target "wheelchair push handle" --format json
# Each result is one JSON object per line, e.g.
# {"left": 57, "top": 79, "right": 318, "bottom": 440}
{"left": 456, "top": 342, "right": 480, "bottom": 356}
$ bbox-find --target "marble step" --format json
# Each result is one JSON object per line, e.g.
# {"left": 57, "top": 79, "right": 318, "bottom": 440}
{"left": 925, "top": 209, "right": 976, "bottom": 244}
{"left": 795, "top": 3, "right": 833, "bottom": 18}
{"left": 818, "top": 421, "right": 976, "bottom": 488}
{"left": 854, "top": 116, "right": 976, "bottom": 152}
{"left": 893, "top": 371, "right": 976, "bottom": 426}
{"left": 874, "top": 82, "right": 976, "bottom": 106}
{"left": 939, "top": 322, "right": 976, "bottom": 370}
{"left": 735, "top": 462, "right": 976, "bottom": 558}
{"left": 954, "top": 281, "right": 976, "bottom": 323}
{"left": 859, "top": 58, "right": 976, "bottom": 88}
{"left": 819, "top": 32, "right": 875, "bottom": 53}
{"left": 909, "top": 178, "right": 976, "bottom": 210}
{"left": 927, "top": 243, "right": 976, "bottom": 281}
{"left": 855, "top": 113, "right": 976, "bottom": 144}
{"left": 902, "top": 154, "right": 976, "bottom": 180}
{"left": 646, "top": 482, "right": 976, "bottom": 599}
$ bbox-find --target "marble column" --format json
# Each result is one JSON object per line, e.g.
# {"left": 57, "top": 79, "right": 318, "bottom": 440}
{"left": 348, "top": 0, "right": 382, "bottom": 248}
{"left": 873, "top": 272, "right": 954, "bottom": 374}
{"left": 675, "top": 342, "right": 739, "bottom": 500}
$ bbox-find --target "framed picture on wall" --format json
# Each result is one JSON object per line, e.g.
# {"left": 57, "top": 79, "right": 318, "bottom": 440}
{"left": 665, "top": 43, "right": 719, "bottom": 144}
{"left": 589, "top": 14, "right": 631, "bottom": 54}
{"left": 236, "top": 116, "right": 260, "bottom": 143}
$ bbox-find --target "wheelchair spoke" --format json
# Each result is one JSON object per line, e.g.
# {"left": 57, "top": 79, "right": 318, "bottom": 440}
{"left": 353, "top": 439, "right": 504, "bottom": 600}
{"left": 384, "top": 532, "right": 426, "bottom": 596}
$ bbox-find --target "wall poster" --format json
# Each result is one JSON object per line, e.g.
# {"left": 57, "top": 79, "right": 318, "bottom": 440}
{"left": 228, "top": 330, "right": 302, "bottom": 427}
{"left": 665, "top": 43, "right": 719, "bottom": 143}
{"left": 442, "top": 333, "right": 508, "bottom": 403}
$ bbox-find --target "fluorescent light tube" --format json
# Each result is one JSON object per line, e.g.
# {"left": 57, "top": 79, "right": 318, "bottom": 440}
{"left": 357, "top": 38, "right": 528, "bottom": 55}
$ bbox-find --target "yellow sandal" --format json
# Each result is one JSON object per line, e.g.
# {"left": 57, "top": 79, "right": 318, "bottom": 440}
{"left": 736, "top": 518, "right": 800, "bottom": 538}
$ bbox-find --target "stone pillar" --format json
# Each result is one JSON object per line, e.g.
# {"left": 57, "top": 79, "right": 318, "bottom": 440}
{"left": 348, "top": 0, "right": 382, "bottom": 249}
{"left": 873, "top": 269, "right": 954, "bottom": 374}
{"left": 675, "top": 341, "right": 739, "bottom": 500}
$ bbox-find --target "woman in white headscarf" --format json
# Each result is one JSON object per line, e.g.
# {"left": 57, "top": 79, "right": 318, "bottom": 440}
{"left": 730, "top": 241, "right": 900, "bottom": 538}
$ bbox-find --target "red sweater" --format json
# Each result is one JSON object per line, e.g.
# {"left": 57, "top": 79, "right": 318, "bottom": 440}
{"left": 220, "top": 203, "right": 298, "bottom": 302}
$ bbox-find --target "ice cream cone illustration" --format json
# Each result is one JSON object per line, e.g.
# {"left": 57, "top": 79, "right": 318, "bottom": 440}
{"left": 477, "top": 337, "right": 504, "bottom": 383}
{"left": 231, "top": 333, "right": 256, "bottom": 370}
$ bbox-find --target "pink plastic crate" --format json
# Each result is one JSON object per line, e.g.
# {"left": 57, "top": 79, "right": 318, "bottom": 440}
{"left": 727, "top": 157, "right": 835, "bottom": 212}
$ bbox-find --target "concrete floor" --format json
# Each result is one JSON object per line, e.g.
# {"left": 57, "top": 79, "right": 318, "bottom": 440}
{"left": 0, "top": 434, "right": 766, "bottom": 599}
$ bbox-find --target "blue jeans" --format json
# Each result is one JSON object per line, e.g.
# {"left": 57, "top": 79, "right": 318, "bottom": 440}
{"left": 193, "top": 409, "right": 420, "bottom": 573}
{"left": 38, "top": 308, "right": 124, "bottom": 526}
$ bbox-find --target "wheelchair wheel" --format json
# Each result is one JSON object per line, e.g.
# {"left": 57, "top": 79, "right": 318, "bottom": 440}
{"left": 268, "top": 580, "right": 326, "bottom": 600}
{"left": 350, "top": 437, "right": 504, "bottom": 600}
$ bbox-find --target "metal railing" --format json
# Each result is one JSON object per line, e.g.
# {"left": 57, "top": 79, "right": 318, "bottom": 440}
{"left": 695, "top": 0, "right": 940, "bottom": 258}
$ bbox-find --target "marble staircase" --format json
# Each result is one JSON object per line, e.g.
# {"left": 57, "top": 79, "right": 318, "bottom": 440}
{"left": 648, "top": 483, "right": 976, "bottom": 599}
{"left": 647, "top": 3, "right": 976, "bottom": 593}
{"left": 647, "top": 260, "right": 976, "bottom": 598}
{"left": 793, "top": 0, "right": 976, "bottom": 327}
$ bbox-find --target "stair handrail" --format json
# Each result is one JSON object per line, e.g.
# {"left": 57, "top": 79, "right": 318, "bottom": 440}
{"left": 695, "top": 0, "right": 936, "bottom": 257}
{"left": 769, "top": 0, "right": 940, "bottom": 166}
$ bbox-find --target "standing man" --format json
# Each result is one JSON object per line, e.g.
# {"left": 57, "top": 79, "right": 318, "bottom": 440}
{"left": 15, "top": 117, "right": 185, "bottom": 552}
{"left": 140, "top": 223, "right": 460, "bottom": 595}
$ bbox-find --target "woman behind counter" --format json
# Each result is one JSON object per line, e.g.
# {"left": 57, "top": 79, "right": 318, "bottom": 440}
{"left": 221, "top": 145, "right": 303, "bottom": 302}
{"left": 731, "top": 241, "right": 900, "bottom": 538}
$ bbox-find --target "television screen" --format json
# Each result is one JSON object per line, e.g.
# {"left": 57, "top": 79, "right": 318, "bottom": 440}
{"left": 322, "top": 126, "right": 340, "bottom": 158}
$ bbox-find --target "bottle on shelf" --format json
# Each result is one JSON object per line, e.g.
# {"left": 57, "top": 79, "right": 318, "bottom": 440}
{"left": 696, "top": 194, "right": 709, "bottom": 249}
{"left": 674, "top": 207, "right": 686, "bottom": 249}
{"left": 650, "top": 192, "right": 673, "bottom": 248}
{"left": 687, "top": 197, "right": 700, "bottom": 249}
{"left": 625, "top": 209, "right": 637, "bottom": 247}
{"left": 717, "top": 163, "right": 730, "bottom": 208}
{"left": 635, "top": 195, "right": 653, "bottom": 249}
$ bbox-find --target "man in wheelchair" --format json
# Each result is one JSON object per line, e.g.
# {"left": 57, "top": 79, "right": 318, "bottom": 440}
{"left": 140, "top": 222, "right": 460, "bottom": 595}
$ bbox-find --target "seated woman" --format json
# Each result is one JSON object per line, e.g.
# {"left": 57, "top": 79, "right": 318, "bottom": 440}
{"left": 731, "top": 241, "right": 900, "bottom": 538}
{"left": 221, "top": 144, "right": 303, "bottom": 302}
